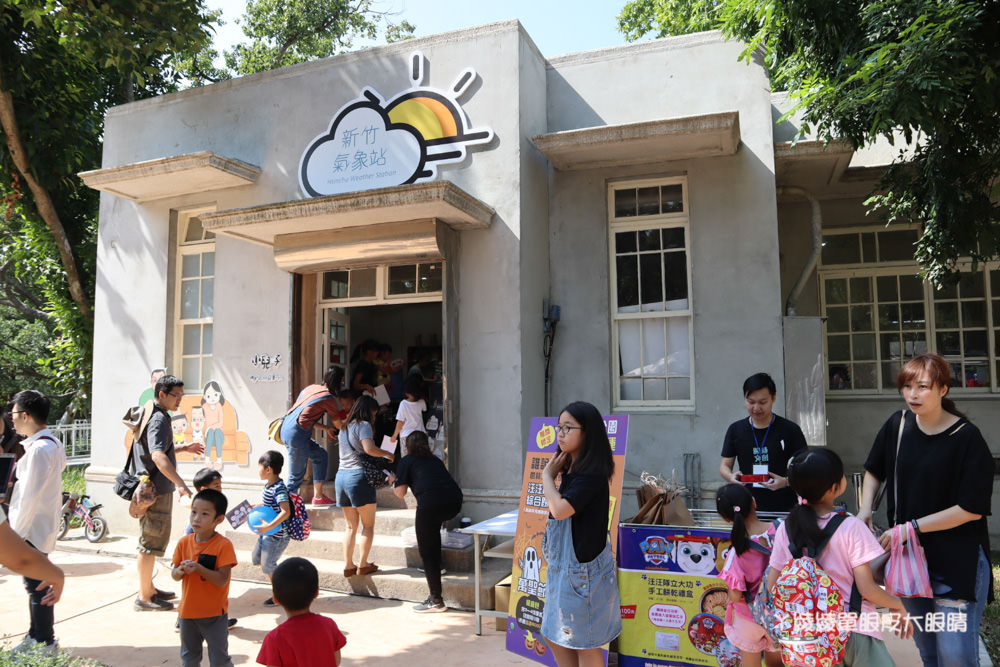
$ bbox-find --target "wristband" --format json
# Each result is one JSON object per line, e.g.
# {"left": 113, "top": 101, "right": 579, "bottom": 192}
{"left": 911, "top": 519, "right": 922, "bottom": 535}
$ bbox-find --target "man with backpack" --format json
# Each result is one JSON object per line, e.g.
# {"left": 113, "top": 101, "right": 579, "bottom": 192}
{"left": 133, "top": 375, "right": 205, "bottom": 611}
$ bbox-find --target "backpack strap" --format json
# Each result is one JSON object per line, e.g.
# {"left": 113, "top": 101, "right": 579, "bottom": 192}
{"left": 816, "top": 512, "right": 863, "bottom": 614}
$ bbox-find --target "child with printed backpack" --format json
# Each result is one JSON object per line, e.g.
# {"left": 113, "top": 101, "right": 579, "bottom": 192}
{"left": 253, "top": 451, "right": 291, "bottom": 606}
{"left": 715, "top": 483, "right": 781, "bottom": 667}
{"left": 171, "top": 489, "right": 237, "bottom": 667}
{"left": 257, "top": 557, "right": 346, "bottom": 667}
{"left": 766, "top": 448, "right": 911, "bottom": 666}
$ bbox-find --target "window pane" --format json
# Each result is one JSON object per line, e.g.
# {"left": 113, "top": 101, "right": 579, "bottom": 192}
{"left": 388, "top": 265, "right": 417, "bottom": 294}
{"left": 878, "top": 229, "right": 918, "bottom": 262}
{"left": 903, "top": 332, "right": 927, "bottom": 357}
{"left": 964, "top": 330, "right": 988, "bottom": 357}
{"left": 899, "top": 275, "right": 924, "bottom": 301}
{"left": 937, "top": 331, "right": 961, "bottom": 356}
{"left": 935, "top": 281, "right": 957, "bottom": 300}
{"left": 861, "top": 233, "right": 876, "bottom": 263}
{"left": 201, "top": 358, "right": 213, "bottom": 387}
{"left": 417, "top": 263, "right": 442, "bottom": 293}
{"left": 991, "top": 269, "right": 1000, "bottom": 294}
{"left": 181, "top": 279, "right": 199, "bottom": 319}
{"left": 620, "top": 378, "right": 641, "bottom": 400}
{"left": 201, "top": 252, "right": 215, "bottom": 277}
{"left": 329, "top": 344, "right": 346, "bottom": 365}
{"left": 961, "top": 301, "right": 986, "bottom": 328}
{"left": 615, "top": 231, "right": 636, "bottom": 253}
{"left": 850, "top": 305, "right": 873, "bottom": 331}
{"left": 661, "top": 184, "right": 683, "bottom": 213}
{"left": 637, "top": 187, "right": 659, "bottom": 216}
{"left": 850, "top": 277, "right": 871, "bottom": 303}
{"left": 642, "top": 319, "right": 666, "bottom": 376}
{"left": 878, "top": 304, "right": 899, "bottom": 329}
{"left": 618, "top": 320, "right": 641, "bottom": 377}
{"left": 663, "top": 251, "right": 688, "bottom": 306}
{"left": 900, "top": 302, "right": 925, "bottom": 330}
{"left": 182, "top": 358, "right": 200, "bottom": 387}
{"left": 639, "top": 254, "right": 663, "bottom": 311}
{"left": 665, "top": 317, "right": 690, "bottom": 375}
{"left": 643, "top": 378, "right": 666, "bottom": 400}
{"left": 202, "top": 324, "right": 213, "bottom": 356}
{"left": 828, "top": 334, "right": 850, "bottom": 360}
{"left": 947, "top": 362, "right": 962, "bottom": 387}
{"left": 638, "top": 229, "right": 660, "bottom": 251}
{"left": 827, "top": 307, "right": 849, "bottom": 333}
{"left": 667, "top": 377, "right": 690, "bottom": 400}
{"left": 200, "top": 278, "right": 214, "bottom": 318}
{"left": 822, "top": 235, "right": 860, "bottom": 265}
{"left": 882, "top": 362, "right": 902, "bottom": 389}
{"left": 614, "top": 189, "right": 636, "bottom": 217}
{"left": 880, "top": 333, "right": 901, "bottom": 360}
{"left": 934, "top": 302, "right": 959, "bottom": 328}
{"left": 350, "top": 268, "right": 376, "bottom": 297}
{"left": 662, "top": 228, "right": 684, "bottom": 249}
{"left": 853, "top": 333, "right": 875, "bottom": 360}
{"left": 829, "top": 364, "right": 851, "bottom": 390}
{"left": 184, "top": 217, "right": 206, "bottom": 243}
{"left": 853, "top": 363, "right": 877, "bottom": 389}
{"left": 323, "top": 271, "right": 349, "bottom": 299}
{"left": 877, "top": 275, "right": 898, "bottom": 302}
{"left": 182, "top": 254, "right": 200, "bottom": 278}
{"left": 183, "top": 324, "right": 201, "bottom": 354}
{"left": 825, "top": 278, "right": 848, "bottom": 305}
{"left": 616, "top": 255, "right": 638, "bottom": 311}
{"left": 964, "top": 363, "right": 989, "bottom": 388}
{"left": 958, "top": 271, "right": 984, "bottom": 298}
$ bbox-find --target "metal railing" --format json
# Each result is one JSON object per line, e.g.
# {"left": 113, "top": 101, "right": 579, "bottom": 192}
{"left": 50, "top": 420, "right": 91, "bottom": 463}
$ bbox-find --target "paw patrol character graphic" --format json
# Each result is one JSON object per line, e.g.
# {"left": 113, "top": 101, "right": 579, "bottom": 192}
{"left": 520, "top": 546, "right": 542, "bottom": 583}
{"left": 673, "top": 538, "right": 717, "bottom": 575}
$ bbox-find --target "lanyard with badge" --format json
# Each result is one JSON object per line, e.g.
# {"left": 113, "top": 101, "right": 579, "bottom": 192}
{"left": 750, "top": 416, "right": 773, "bottom": 487}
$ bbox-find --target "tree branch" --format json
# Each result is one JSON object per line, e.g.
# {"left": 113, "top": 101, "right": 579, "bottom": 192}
{"left": 0, "top": 73, "right": 92, "bottom": 320}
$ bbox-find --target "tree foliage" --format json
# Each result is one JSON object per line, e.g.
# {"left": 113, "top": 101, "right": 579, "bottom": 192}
{"left": 618, "top": 0, "right": 722, "bottom": 41}
{"left": 618, "top": 0, "right": 1000, "bottom": 286}
{"left": 182, "top": 0, "right": 415, "bottom": 82}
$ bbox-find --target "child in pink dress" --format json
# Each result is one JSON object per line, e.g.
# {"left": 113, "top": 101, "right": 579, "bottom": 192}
{"left": 715, "top": 483, "right": 782, "bottom": 667}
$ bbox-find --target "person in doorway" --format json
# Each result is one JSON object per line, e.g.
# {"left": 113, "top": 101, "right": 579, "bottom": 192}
{"left": 857, "top": 353, "right": 994, "bottom": 667}
{"left": 391, "top": 431, "right": 462, "bottom": 612}
{"left": 336, "top": 394, "right": 393, "bottom": 578}
{"left": 133, "top": 375, "right": 205, "bottom": 611}
{"left": 7, "top": 390, "right": 66, "bottom": 653}
{"left": 350, "top": 340, "right": 380, "bottom": 396}
{"left": 389, "top": 374, "right": 427, "bottom": 464}
{"left": 719, "top": 372, "right": 808, "bottom": 513}
{"left": 279, "top": 366, "right": 344, "bottom": 504}
{"left": 540, "top": 401, "right": 621, "bottom": 667}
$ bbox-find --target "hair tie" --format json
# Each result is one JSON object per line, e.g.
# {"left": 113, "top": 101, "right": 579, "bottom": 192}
{"left": 733, "top": 505, "right": 741, "bottom": 513}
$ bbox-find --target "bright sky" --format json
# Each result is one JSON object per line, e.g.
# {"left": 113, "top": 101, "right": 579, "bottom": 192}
{"left": 205, "top": 0, "right": 631, "bottom": 60}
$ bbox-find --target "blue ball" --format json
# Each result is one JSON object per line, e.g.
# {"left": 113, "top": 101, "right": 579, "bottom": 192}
{"left": 248, "top": 506, "right": 280, "bottom": 536}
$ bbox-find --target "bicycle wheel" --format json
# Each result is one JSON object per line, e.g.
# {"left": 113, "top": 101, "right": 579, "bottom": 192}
{"left": 57, "top": 515, "right": 69, "bottom": 541}
{"left": 85, "top": 516, "right": 108, "bottom": 543}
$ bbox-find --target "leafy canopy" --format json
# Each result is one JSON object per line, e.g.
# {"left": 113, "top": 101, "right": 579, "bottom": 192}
{"left": 618, "top": 0, "right": 1000, "bottom": 285}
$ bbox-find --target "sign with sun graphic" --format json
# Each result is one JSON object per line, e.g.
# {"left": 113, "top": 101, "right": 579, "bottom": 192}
{"left": 299, "top": 52, "right": 495, "bottom": 198}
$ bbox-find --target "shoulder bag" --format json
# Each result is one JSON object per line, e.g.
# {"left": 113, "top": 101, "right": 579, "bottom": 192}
{"left": 268, "top": 389, "right": 332, "bottom": 445}
{"left": 869, "top": 409, "right": 905, "bottom": 581}
{"left": 114, "top": 403, "right": 156, "bottom": 501}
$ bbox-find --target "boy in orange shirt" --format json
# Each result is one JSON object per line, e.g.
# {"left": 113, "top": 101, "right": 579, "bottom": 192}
{"left": 172, "top": 488, "right": 237, "bottom": 667}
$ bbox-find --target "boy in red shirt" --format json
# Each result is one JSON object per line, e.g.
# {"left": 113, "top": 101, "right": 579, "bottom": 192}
{"left": 257, "top": 557, "right": 346, "bottom": 667}
{"left": 172, "top": 488, "right": 237, "bottom": 667}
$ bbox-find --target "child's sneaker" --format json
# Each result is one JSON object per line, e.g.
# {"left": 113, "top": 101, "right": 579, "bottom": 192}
{"left": 263, "top": 597, "right": 277, "bottom": 606}
{"left": 413, "top": 596, "right": 446, "bottom": 613}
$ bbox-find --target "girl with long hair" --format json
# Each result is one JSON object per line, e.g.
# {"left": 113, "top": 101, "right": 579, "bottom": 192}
{"left": 858, "top": 353, "right": 994, "bottom": 666}
{"left": 540, "top": 401, "right": 619, "bottom": 667}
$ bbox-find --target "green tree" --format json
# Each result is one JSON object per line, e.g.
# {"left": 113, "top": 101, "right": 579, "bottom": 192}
{"left": 182, "top": 0, "right": 415, "bottom": 82}
{"left": 617, "top": 0, "right": 1000, "bottom": 286}
{"left": 0, "top": 1, "right": 216, "bottom": 412}
{"left": 618, "top": 0, "right": 722, "bottom": 41}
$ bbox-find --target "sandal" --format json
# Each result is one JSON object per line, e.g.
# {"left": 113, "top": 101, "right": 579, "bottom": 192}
{"left": 343, "top": 566, "right": 357, "bottom": 577}
{"left": 357, "top": 563, "right": 379, "bottom": 576}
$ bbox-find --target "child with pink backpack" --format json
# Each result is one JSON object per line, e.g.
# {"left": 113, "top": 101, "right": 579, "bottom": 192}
{"left": 716, "top": 483, "right": 782, "bottom": 667}
{"left": 766, "top": 448, "right": 911, "bottom": 666}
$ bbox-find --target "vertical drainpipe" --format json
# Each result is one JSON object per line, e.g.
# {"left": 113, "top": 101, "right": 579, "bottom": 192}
{"left": 779, "top": 186, "right": 823, "bottom": 316}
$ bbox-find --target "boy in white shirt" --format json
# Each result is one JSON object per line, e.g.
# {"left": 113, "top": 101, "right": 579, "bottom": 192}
{"left": 8, "top": 390, "right": 67, "bottom": 652}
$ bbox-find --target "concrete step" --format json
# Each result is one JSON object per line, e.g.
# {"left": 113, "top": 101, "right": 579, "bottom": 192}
{"left": 231, "top": 547, "right": 511, "bottom": 610}
{"left": 304, "top": 482, "right": 417, "bottom": 510}
{"left": 222, "top": 523, "right": 477, "bottom": 572}
{"left": 300, "top": 506, "right": 418, "bottom": 533}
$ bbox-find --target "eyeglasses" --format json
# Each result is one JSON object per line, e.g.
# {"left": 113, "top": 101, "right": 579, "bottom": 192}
{"left": 168, "top": 392, "right": 184, "bottom": 400}
{"left": 556, "top": 424, "right": 583, "bottom": 436}
{"left": 9, "top": 410, "right": 24, "bottom": 416}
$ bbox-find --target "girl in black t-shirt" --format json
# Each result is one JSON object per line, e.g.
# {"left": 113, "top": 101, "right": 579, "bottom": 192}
{"left": 540, "top": 401, "right": 620, "bottom": 666}
{"left": 858, "top": 353, "right": 994, "bottom": 667}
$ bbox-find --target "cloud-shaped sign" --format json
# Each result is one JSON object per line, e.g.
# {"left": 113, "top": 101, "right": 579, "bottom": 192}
{"left": 299, "top": 53, "right": 494, "bottom": 198}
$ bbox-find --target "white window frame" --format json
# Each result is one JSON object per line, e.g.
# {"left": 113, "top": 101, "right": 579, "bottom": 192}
{"left": 317, "top": 262, "right": 444, "bottom": 307}
{"left": 174, "top": 206, "right": 216, "bottom": 390}
{"left": 608, "top": 176, "right": 695, "bottom": 411}
{"left": 819, "top": 226, "right": 1000, "bottom": 395}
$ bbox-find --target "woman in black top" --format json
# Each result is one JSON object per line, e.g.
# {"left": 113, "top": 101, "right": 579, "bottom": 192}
{"left": 540, "top": 401, "right": 620, "bottom": 667}
{"left": 719, "top": 373, "right": 808, "bottom": 512}
{"left": 392, "top": 431, "right": 462, "bottom": 613}
{"left": 858, "top": 353, "right": 993, "bottom": 667}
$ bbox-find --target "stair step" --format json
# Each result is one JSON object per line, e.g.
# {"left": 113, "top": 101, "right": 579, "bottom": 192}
{"left": 232, "top": 551, "right": 511, "bottom": 610}
{"left": 300, "top": 506, "right": 418, "bottom": 533}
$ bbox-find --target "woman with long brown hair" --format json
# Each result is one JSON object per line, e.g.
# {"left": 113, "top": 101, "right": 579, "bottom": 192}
{"left": 857, "top": 353, "right": 993, "bottom": 666}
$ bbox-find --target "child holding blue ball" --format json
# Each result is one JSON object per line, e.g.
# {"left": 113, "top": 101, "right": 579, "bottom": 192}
{"left": 253, "top": 451, "right": 291, "bottom": 606}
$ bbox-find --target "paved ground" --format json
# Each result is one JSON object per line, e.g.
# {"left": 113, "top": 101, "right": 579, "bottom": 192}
{"left": 0, "top": 539, "right": 986, "bottom": 666}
